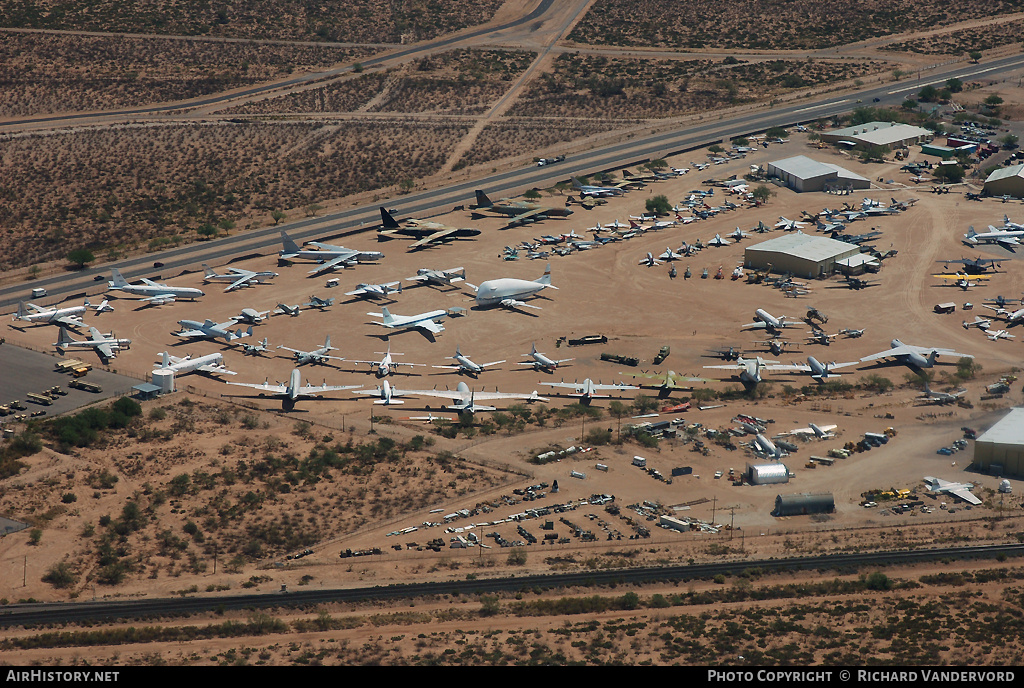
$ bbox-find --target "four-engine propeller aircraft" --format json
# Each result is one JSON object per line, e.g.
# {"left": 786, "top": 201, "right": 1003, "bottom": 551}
{"left": 539, "top": 378, "right": 638, "bottom": 404}
{"left": 703, "top": 356, "right": 779, "bottom": 388}
{"left": 377, "top": 207, "right": 481, "bottom": 249}
{"left": 345, "top": 281, "right": 403, "bottom": 300}
{"left": 201, "top": 263, "right": 278, "bottom": 292}
{"left": 54, "top": 327, "right": 131, "bottom": 362}
{"left": 918, "top": 383, "right": 967, "bottom": 405}
{"left": 347, "top": 342, "right": 427, "bottom": 377}
{"left": 225, "top": 368, "right": 361, "bottom": 411}
{"left": 923, "top": 476, "right": 981, "bottom": 505}
{"left": 937, "top": 257, "right": 1001, "bottom": 275}
{"left": 465, "top": 263, "right": 556, "bottom": 310}
{"left": 13, "top": 301, "right": 87, "bottom": 329}
{"left": 277, "top": 335, "right": 346, "bottom": 366}
{"left": 742, "top": 309, "right": 802, "bottom": 337}
{"left": 860, "top": 339, "right": 974, "bottom": 372}
{"left": 432, "top": 346, "right": 505, "bottom": 376}
{"left": 770, "top": 356, "right": 858, "bottom": 383}
{"left": 353, "top": 380, "right": 546, "bottom": 412}
{"left": 241, "top": 338, "right": 271, "bottom": 356}
{"left": 473, "top": 190, "right": 573, "bottom": 227}
{"left": 279, "top": 230, "right": 384, "bottom": 275}
{"left": 107, "top": 268, "right": 204, "bottom": 304}
{"left": 963, "top": 225, "right": 1024, "bottom": 250}
{"left": 367, "top": 307, "right": 447, "bottom": 336}
{"left": 155, "top": 351, "right": 235, "bottom": 377}
{"left": 406, "top": 267, "right": 465, "bottom": 288}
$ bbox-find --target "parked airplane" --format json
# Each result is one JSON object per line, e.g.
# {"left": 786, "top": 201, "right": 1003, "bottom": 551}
{"left": 174, "top": 319, "right": 253, "bottom": 343}
{"left": 987, "top": 328, "right": 1015, "bottom": 341}
{"left": 982, "top": 303, "right": 1024, "bottom": 325}
{"left": 519, "top": 343, "right": 573, "bottom": 371}
{"left": 708, "top": 233, "right": 731, "bottom": 247}
{"left": 473, "top": 190, "right": 573, "bottom": 227}
{"left": 233, "top": 308, "right": 270, "bottom": 324}
{"left": 464, "top": 263, "right": 556, "bottom": 310}
{"left": 703, "top": 356, "right": 779, "bottom": 388}
{"left": 751, "top": 433, "right": 784, "bottom": 460}
{"left": 406, "top": 267, "right": 466, "bottom": 288}
{"left": 86, "top": 298, "right": 114, "bottom": 315}
{"left": 432, "top": 346, "right": 505, "bottom": 376}
{"left": 639, "top": 252, "right": 662, "bottom": 267}
{"left": 345, "top": 281, "right": 403, "bottom": 300}
{"left": 13, "top": 301, "right": 86, "bottom": 328}
{"left": 659, "top": 247, "right": 685, "bottom": 261}
{"left": 396, "top": 381, "right": 548, "bottom": 413}
{"left": 772, "top": 356, "right": 858, "bottom": 382}
{"left": 860, "top": 339, "right": 974, "bottom": 371}
{"left": 278, "top": 335, "right": 345, "bottom": 365}
{"left": 348, "top": 342, "right": 426, "bottom": 377}
{"left": 304, "top": 295, "right": 335, "bottom": 310}
{"left": 778, "top": 422, "right": 837, "bottom": 439}
{"left": 240, "top": 338, "right": 271, "bottom": 356}
{"left": 938, "top": 256, "right": 1001, "bottom": 274}
{"left": 742, "top": 309, "right": 802, "bottom": 336}
{"left": 963, "top": 316, "right": 993, "bottom": 330}
{"left": 918, "top": 383, "right": 966, "bottom": 405}
{"left": 201, "top": 263, "right": 278, "bottom": 292}
{"left": 774, "top": 217, "right": 807, "bottom": 231}
{"left": 377, "top": 207, "right": 481, "bottom": 249}
{"left": 570, "top": 176, "right": 624, "bottom": 197}
{"left": 963, "top": 225, "right": 1024, "bottom": 250}
{"left": 539, "top": 378, "right": 638, "bottom": 404}
{"left": 225, "top": 368, "right": 361, "bottom": 411}
{"left": 728, "top": 227, "right": 749, "bottom": 241}
{"left": 107, "top": 268, "right": 204, "bottom": 304}
{"left": 54, "top": 326, "right": 130, "bottom": 362}
{"left": 274, "top": 303, "right": 302, "bottom": 317}
{"left": 923, "top": 476, "right": 981, "bottom": 505}
{"left": 155, "top": 351, "right": 235, "bottom": 376}
{"left": 279, "top": 230, "right": 384, "bottom": 275}
{"left": 367, "top": 307, "right": 446, "bottom": 336}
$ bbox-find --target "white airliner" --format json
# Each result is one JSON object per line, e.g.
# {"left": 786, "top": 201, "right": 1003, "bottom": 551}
{"left": 519, "top": 343, "right": 573, "bottom": 371}
{"left": 778, "top": 422, "right": 837, "bottom": 439}
{"left": 225, "top": 368, "right": 361, "bottom": 411}
{"left": 155, "top": 351, "right": 235, "bottom": 376}
{"left": 201, "top": 263, "right": 278, "bottom": 292}
{"left": 13, "top": 301, "right": 86, "bottom": 328}
{"left": 432, "top": 346, "right": 505, "bottom": 376}
{"left": 348, "top": 342, "right": 427, "bottom": 377}
{"left": 464, "top": 263, "right": 556, "bottom": 310}
{"left": 923, "top": 476, "right": 981, "bottom": 505}
{"left": 367, "top": 307, "right": 446, "bottom": 335}
{"left": 107, "top": 268, "right": 204, "bottom": 304}
{"left": 741, "top": 309, "right": 802, "bottom": 336}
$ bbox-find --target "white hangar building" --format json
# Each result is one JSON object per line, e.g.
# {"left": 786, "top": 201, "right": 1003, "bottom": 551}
{"left": 983, "top": 164, "right": 1024, "bottom": 199}
{"left": 820, "top": 121, "right": 933, "bottom": 148}
{"left": 766, "top": 155, "right": 870, "bottom": 193}
{"left": 973, "top": 407, "right": 1024, "bottom": 478}
{"left": 743, "top": 231, "right": 862, "bottom": 279}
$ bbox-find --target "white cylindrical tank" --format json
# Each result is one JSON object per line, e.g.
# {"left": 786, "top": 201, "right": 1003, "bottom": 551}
{"left": 151, "top": 368, "right": 175, "bottom": 393}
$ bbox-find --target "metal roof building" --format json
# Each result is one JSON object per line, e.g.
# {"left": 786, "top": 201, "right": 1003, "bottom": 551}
{"left": 766, "top": 155, "right": 870, "bottom": 192}
{"left": 973, "top": 407, "right": 1024, "bottom": 478}
{"left": 983, "top": 164, "right": 1024, "bottom": 199}
{"left": 743, "top": 231, "right": 861, "bottom": 279}
{"left": 746, "top": 462, "right": 790, "bottom": 485}
{"left": 820, "top": 121, "right": 933, "bottom": 148}
{"left": 774, "top": 492, "right": 835, "bottom": 517}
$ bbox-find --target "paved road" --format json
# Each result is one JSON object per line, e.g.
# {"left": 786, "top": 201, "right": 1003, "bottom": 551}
{"left": 4, "top": 47, "right": 1024, "bottom": 310}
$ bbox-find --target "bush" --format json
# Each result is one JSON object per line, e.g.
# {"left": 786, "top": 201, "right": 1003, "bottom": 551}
{"left": 645, "top": 194, "right": 672, "bottom": 215}
{"left": 42, "top": 563, "right": 78, "bottom": 589}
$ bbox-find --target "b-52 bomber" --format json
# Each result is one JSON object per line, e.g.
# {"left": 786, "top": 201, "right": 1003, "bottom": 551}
{"left": 279, "top": 230, "right": 384, "bottom": 275}
{"left": 473, "top": 190, "right": 573, "bottom": 228}
{"left": 377, "top": 208, "right": 481, "bottom": 250}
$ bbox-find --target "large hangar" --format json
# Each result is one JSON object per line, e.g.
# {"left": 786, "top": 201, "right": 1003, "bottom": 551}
{"left": 819, "top": 121, "right": 933, "bottom": 148}
{"left": 766, "top": 155, "right": 870, "bottom": 193}
{"left": 983, "top": 164, "right": 1024, "bottom": 199}
{"left": 973, "top": 407, "right": 1024, "bottom": 478}
{"left": 743, "top": 231, "right": 861, "bottom": 279}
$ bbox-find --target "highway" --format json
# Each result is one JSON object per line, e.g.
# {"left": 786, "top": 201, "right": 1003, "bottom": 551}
{"left": 3, "top": 36, "right": 1023, "bottom": 312}
{"left": 2, "top": 542, "right": 1021, "bottom": 627}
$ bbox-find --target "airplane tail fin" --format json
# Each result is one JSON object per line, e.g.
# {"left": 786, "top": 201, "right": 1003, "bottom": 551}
{"left": 475, "top": 190, "right": 492, "bottom": 207}
{"left": 966, "top": 226, "right": 976, "bottom": 238}
{"left": 380, "top": 307, "right": 395, "bottom": 325}
{"left": 325, "top": 335, "right": 332, "bottom": 350}
{"left": 109, "top": 268, "right": 129, "bottom": 288}
{"left": 280, "top": 230, "right": 302, "bottom": 256}
{"left": 927, "top": 351, "right": 938, "bottom": 366}
{"left": 380, "top": 207, "right": 401, "bottom": 229}
{"left": 161, "top": 351, "right": 170, "bottom": 369}
{"left": 56, "top": 327, "right": 73, "bottom": 348}
{"left": 570, "top": 177, "right": 583, "bottom": 189}
{"left": 534, "top": 263, "right": 555, "bottom": 287}
{"left": 246, "top": 326, "right": 253, "bottom": 337}
{"left": 15, "top": 301, "right": 25, "bottom": 319}
{"left": 202, "top": 263, "right": 216, "bottom": 277}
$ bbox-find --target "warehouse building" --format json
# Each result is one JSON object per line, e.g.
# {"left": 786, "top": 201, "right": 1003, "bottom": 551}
{"left": 766, "top": 155, "right": 870, "bottom": 192}
{"left": 773, "top": 493, "right": 835, "bottom": 517}
{"left": 743, "top": 231, "right": 862, "bottom": 279}
{"left": 746, "top": 462, "right": 790, "bottom": 485}
{"left": 973, "top": 407, "right": 1024, "bottom": 477}
{"left": 983, "top": 164, "right": 1024, "bottom": 199}
{"left": 820, "top": 121, "right": 933, "bottom": 148}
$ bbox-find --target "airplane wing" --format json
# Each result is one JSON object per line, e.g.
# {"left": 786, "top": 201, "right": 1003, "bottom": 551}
{"left": 296, "top": 382, "right": 363, "bottom": 396}
{"left": 499, "top": 299, "right": 542, "bottom": 311}
{"left": 197, "top": 363, "right": 237, "bottom": 376}
{"left": 859, "top": 345, "right": 914, "bottom": 362}
{"left": 224, "top": 274, "right": 255, "bottom": 292}
{"left": 418, "top": 319, "right": 445, "bottom": 334}
{"left": 787, "top": 424, "right": 838, "bottom": 436}
{"left": 141, "top": 293, "right": 176, "bottom": 304}
{"left": 946, "top": 487, "right": 982, "bottom": 505}
{"left": 226, "top": 380, "right": 289, "bottom": 395}
{"left": 408, "top": 228, "right": 458, "bottom": 249}
{"left": 174, "top": 329, "right": 206, "bottom": 339}
{"left": 95, "top": 342, "right": 116, "bottom": 360}
{"left": 308, "top": 252, "right": 358, "bottom": 275}
{"left": 505, "top": 208, "right": 547, "bottom": 227}
{"left": 54, "top": 314, "right": 86, "bottom": 328}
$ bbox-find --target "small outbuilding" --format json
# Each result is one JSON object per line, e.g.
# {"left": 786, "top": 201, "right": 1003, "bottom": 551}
{"left": 973, "top": 407, "right": 1024, "bottom": 478}
{"left": 983, "top": 164, "right": 1024, "bottom": 199}
{"left": 774, "top": 492, "right": 835, "bottom": 517}
{"left": 744, "top": 231, "right": 862, "bottom": 279}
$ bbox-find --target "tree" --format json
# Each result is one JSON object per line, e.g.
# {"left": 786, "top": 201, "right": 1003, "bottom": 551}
{"left": 196, "top": 223, "right": 218, "bottom": 240}
{"left": 968, "top": 51, "right": 982, "bottom": 63}
{"left": 765, "top": 126, "right": 789, "bottom": 139}
{"left": 901, "top": 98, "right": 918, "bottom": 111}
{"left": 917, "top": 85, "right": 939, "bottom": 102}
{"left": 217, "top": 218, "right": 235, "bottom": 234}
{"left": 946, "top": 77, "right": 963, "bottom": 93}
{"left": 270, "top": 209, "right": 286, "bottom": 225}
{"left": 933, "top": 164, "right": 965, "bottom": 183}
{"left": 523, "top": 188, "right": 541, "bottom": 200}
{"left": 985, "top": 94, "right": 1004, "bottom": 112}
{"left": 645, "top": 194, "right": 672, "bottom": 215}
{"left": 398, "top": 178, "right": 415, "bottom": 194}
{"left": 66, "top": 249, "right": 95, "bottom": 268}
{"left": 1000, "top": 133, "right": 1019, "bottom": 150}
{"left": 751, "top": 185, "right": 774, "bottom": 204}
